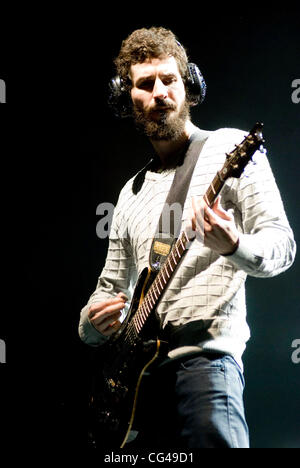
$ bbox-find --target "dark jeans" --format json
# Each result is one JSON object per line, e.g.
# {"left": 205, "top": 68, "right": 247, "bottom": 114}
{"left": 130, "top": 353, "right": 249, "bottom": 449}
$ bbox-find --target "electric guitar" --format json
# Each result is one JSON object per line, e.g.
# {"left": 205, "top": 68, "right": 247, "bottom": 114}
{"left": 89, "top": 123, "right": 265, "bottom": 448}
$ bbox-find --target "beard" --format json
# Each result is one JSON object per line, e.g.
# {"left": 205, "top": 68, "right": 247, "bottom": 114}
{"left": 132, "top": 98, "right": 191, "bottom": 141}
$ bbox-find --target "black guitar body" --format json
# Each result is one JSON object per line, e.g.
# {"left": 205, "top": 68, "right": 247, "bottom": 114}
{"left": 89, "top": 267, "right": 166, "bottom": 449}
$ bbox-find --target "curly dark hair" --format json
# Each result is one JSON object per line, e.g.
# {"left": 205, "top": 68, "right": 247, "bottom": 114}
{"left": 114, "top": 27, "right": 189, "bottom": 89}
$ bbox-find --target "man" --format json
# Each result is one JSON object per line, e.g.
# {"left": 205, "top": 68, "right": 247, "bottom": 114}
{"left": 79, "top": 27, "right": 296, "bottom": 448}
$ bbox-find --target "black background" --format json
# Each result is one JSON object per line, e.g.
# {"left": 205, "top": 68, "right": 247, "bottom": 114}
{"left": 0, "top": 6, "right": 299, "bottom": 452}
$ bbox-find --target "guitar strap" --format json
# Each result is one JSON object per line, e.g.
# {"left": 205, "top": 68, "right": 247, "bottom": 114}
{"left": 149, "top": 129, "right": 209, "bottom": 271}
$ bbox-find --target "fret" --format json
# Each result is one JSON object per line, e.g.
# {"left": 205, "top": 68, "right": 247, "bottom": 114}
{"left": 142, "top": 308, "right": 148, "bottom": 323}
{"left": 142, "top": 300, "right": 148, "bottom": 315}
{"left": 146, "top": 289, "right": 155, "bottom": 311}
{"left": 178, "top": 242, "right": 185, "bottom": 256}
{"left": 168, "top": 260, "right": 174, "bottom": 273}
{"left": 133, "top": 317, "right": 141, "bottom": 333}
{"left": 140, "top": 303, "right": 150, "bottom": 323}
{"left": 135, "top": 314, "right": 143, "bottom": 330}
{"left": 151, "top": 282, "right": 159, "bottom": 300}
{"left": 144, "top": 297, "right": 152, "bottom": 313}
{"left": 135, "top": 310, "right": 142, "bottom": 325}
{"left": 181, "top": 231, "right": 189, "bottom": 248}
{"left": 210, "top": 183, "right": 216, "bottom": 195}
{"left": 203, "top": 193, "right": 210, "bottom": 206}
{"left": 156, "top": 280, "right": 163, "bottom": 295}
{"left": 140, "top": 312, "right": 146, "bottom": 326}
{"left": 205, "top": 172, "right": 226, "bottom": 207}
{"left": 137, "top": 317, "right": 144, "bottom": 329}
{"left": 214, "top": 176, "right": 224, "bottom": 192}
{"left": 139, "top": 308, "right": 145, "bottom": 322}
{"left": 158, "top": 276, "right": 165, "bottom": 292}
{"left": 217, "top": 170, "right": 224, "bottom": 183}
{"left": 159, "top": 271, "right": 166, "bottom": 287}
{"left": 148, "top": 289, "right": 155, "bottom": 304}
{"left": 152, "top": 287, "right": 159, "bottom": 301}
{"left": 161, "top": 269, "right": 167, "bottom": 284}
{"left": 171, "top": 250, "right": 178, "bottom": 266}
{"left": 169, "top": 255, "right": 175, "bottom": 270}
{"left": 139, "top": 305, "right": 147, "bottom": 321}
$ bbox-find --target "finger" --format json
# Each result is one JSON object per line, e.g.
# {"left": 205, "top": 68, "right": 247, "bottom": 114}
{"left": 203, "top": 203, "right": 218, "bottom": 225}
{"left": 89, "top": 296, "right": 126, "bottom": 316}
{"left": 204, "top": 201, "right": 232, "bottom": 226}
{"left": 108, "top": 319, "right": 122, "bottom": 330}
{"left": 93, "top": 311, "right": 122, "bottom": 332}
{"left": 192, "top": 196, "right": 206, "bottom": 212}
{"left": 192, "top": 197, "right": 205, "bottom": 232}
{"left": 212, "top": 197, "right": 233, "bottom": 221}
{"left": 212, "top": 196, "right": 221, "bottom": 211}
{"left": 101, "top": 301, "right": 126, "bottom": 317}
{"left": 102, "top": 320, "right": 122, "bottom": 336}
{"left": 88, "top": 301, "right": 125, "bottom": 321}
{"left": 116, "top": 292, "right": 128, "bottom": 302}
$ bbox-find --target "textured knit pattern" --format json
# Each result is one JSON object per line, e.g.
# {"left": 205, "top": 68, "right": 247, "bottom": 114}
{"left": 79, "top": 128, "right": 296, "bottom": 369}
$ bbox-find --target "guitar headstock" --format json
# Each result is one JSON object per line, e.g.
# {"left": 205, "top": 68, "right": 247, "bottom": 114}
{"left": 224, "top": 122, "right": 265, "bottom": 179}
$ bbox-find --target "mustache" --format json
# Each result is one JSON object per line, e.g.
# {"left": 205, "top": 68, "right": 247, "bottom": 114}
{"left": 149, "top": 98, "right": 176, "bottom": 113}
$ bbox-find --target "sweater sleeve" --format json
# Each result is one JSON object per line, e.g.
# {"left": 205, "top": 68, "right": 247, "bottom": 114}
{"left": 78, "top": 193, "right": 137, "bottom": 346}
{"left": 225, "top": 145, "right": 296, "bottom": 277}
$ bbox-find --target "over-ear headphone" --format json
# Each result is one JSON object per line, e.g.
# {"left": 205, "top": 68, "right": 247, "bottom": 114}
{"left": 108, "top": 61, "right": 207, "bottom": 119}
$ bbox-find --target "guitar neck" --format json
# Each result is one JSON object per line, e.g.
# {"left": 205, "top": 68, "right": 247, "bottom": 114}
{"left": 204, "top": 166, "right": 230, "bottom": 208}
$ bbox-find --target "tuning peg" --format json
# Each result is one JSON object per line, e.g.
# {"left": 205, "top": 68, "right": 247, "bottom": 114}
{"left": 259, "top": 145, "right": 267, "bottom": 154}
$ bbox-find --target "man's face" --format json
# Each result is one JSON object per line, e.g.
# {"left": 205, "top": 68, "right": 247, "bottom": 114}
{"left": 130, "top": 56, "right": 190, "bottom": 140}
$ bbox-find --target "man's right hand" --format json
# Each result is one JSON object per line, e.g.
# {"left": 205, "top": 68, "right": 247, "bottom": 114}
{"left": 88, "top": 292, "right": 128, "bottom": 336}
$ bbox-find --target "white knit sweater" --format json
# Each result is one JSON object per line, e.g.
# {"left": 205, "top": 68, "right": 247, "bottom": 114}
{"left": 79, "top": 127, "right": 296, "bottom": 370}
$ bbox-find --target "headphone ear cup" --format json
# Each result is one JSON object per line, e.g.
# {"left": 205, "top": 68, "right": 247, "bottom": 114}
{"left": 108, "top": 75, "right": 132, "bottom": 118}
{"left": 186, "top": 63, "right": 207, "bottom": 105}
